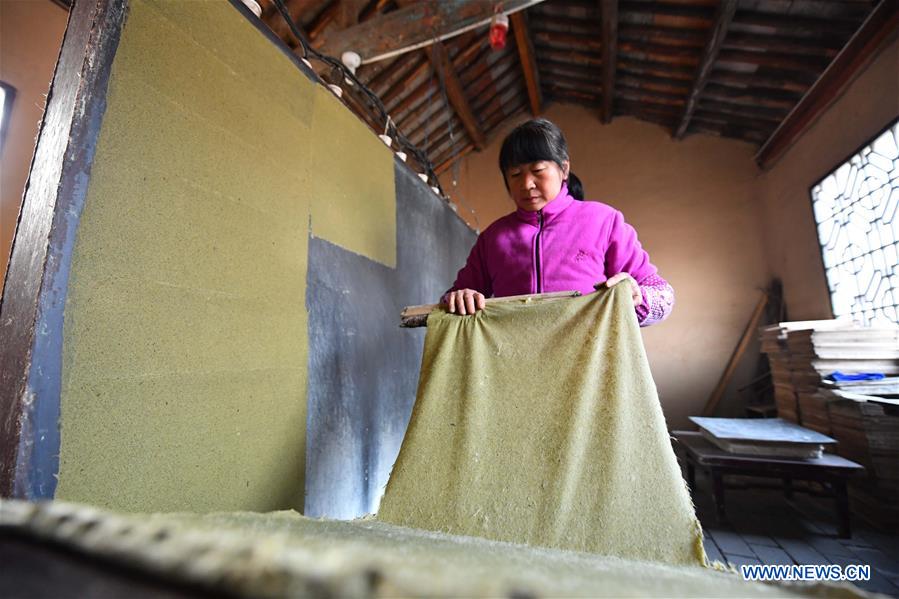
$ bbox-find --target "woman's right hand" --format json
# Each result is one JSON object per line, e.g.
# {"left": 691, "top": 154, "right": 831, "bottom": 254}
{"left": 446, "top": 289, "right": 486, "bottom": 315}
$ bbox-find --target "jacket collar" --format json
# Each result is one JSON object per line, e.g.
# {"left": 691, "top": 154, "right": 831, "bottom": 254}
{"left": 514, "top": 183, "right": 575, "bottom": 225}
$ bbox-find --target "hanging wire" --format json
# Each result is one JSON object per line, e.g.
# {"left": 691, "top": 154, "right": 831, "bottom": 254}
{"left": 270, "top": 0, "right": 445, "bottom": 197}
{"left": 432, "top": 39, "right": 480, "bottom": 229}
{"left": 424, "top": 48, "right": 436, "bottom": 153}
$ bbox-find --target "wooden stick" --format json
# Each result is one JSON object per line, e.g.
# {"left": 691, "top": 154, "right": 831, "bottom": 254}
{"left": 400, "top": 291, "right": 581, "bottom": 328}
{"left": 701, "top": 291, "right": 769, "bottom": 416}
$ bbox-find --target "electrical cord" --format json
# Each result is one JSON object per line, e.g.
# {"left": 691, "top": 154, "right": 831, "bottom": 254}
{"left": 270, "top": 0, "right": 445, "bottom": 197}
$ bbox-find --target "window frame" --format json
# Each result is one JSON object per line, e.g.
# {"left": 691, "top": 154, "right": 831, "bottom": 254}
{"left": 806, "top": 116, "right": 899, "bottom": 325}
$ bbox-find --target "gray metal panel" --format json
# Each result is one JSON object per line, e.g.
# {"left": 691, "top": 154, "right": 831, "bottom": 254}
{"left": 305, "top": 160, "right": 476, "bottom": 518}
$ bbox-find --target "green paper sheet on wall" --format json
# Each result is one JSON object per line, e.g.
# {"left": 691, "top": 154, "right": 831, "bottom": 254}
{"left": 378, "top": 284, "right": 706, "bottom": 566}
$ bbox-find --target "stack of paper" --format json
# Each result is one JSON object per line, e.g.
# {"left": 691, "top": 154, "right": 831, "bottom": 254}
{"left": 828, "top": 394, "right": 899, "bottom": 531}
{"left": 758, "top": 320, "right": 899, "bottom": 424}
{"left": 689, "top": 417, "right": 836, "bottom": 459}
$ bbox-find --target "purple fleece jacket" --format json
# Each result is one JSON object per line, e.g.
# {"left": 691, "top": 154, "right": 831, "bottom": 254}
{"left": 447, "top": 184, "right": 674, "bottom": 326}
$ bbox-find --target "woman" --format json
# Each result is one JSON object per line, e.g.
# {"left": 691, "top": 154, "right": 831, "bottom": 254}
{"left": 444, "top": 118, "right": 674, "bottom": 326}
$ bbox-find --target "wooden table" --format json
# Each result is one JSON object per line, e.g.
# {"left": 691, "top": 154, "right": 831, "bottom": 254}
{"left": 671, "top": 431, "right": 865, "bottom": 538}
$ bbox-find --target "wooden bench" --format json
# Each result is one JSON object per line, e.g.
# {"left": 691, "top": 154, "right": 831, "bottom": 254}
{"left": 671, "top": 430, "right": 865, "bottom": 538}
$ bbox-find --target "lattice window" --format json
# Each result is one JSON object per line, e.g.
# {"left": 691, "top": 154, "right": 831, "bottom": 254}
{"left": 810, "top": 119, "right": 899, "bottom": 325}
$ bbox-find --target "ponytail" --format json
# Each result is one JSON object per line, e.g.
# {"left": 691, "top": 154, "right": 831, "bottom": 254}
{"left": 567, "top": 172, "right": 584, "bottom": 201}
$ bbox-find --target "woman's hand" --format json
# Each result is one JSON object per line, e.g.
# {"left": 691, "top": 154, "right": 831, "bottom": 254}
{"left": 599, "top": 273, "right": 643, "bottom": 306}
{"left": 446, "top": 288, "right": 486, "bottom": 315}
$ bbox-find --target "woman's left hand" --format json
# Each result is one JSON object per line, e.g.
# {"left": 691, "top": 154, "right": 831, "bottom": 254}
{"left": 598, "top": 273, "right": 642, "bottom": 306}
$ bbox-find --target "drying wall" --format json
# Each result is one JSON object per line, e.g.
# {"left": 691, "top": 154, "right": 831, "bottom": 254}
{"left": 3, "top": 0, "right": 473, "bottom": 516}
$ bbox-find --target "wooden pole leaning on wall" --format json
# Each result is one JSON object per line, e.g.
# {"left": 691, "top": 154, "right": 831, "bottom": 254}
{"left": 701, "top": 290, "right": 770, "bottom": 417}
{"left": 400, "top": 291, "right": 581, "bottom": 327}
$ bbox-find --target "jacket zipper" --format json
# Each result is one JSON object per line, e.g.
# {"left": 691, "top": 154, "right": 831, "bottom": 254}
{"left": 535, "top": 210, "right": 544, "bottom": 293}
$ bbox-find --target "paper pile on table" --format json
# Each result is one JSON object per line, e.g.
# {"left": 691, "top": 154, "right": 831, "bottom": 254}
{"left": 758, "top": 320, "right": 899, "bottom": 426}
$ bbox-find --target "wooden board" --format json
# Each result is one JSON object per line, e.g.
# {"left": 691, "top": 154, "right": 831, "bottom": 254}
{"left": 689, "top": 417, "right": 836, "bottom": 445}
{"left": 400, "top": 290, "right": 581, "bottom": 327}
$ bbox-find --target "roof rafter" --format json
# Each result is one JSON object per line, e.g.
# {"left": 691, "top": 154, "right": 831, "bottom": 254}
{"left": 675, "top": 0, "right": 737, "bottom": 139}
{"left": 511, "top": 11, "right": 543, "bottom": 116}
{"left": 428, "top": 41, "right": 486, "bottom": 150}
{"left": 600, "top": 0, "right": 619, "bottom": 123}
{"left": 261, "top": 0, "right": 318, "bottom": 49}
{"left": 756, "top": 0, "right": 899, "bottom": 168}
{"left": 319, "top": 0, "right": 538, "bottom": 63}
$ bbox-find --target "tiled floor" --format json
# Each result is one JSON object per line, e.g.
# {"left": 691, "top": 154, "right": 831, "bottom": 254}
{"left": 689, "top": 469, "right": 899, "bottom": 597}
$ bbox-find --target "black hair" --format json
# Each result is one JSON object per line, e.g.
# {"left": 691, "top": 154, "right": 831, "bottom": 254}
{"left": 498, "top": 118, "right": 584, "bottom": 200}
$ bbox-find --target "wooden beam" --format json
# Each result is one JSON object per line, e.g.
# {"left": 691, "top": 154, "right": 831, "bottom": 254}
{"left": 756, "top": 0, "right": 899, "bottom": 169}
{"left": 468, "top": 55, "right": 519, "bottom": 100}
{"left": 536, "top": 47, "right": 602, "bottom": 67}
{"left": 335, "top": 0, "right": 367, "bottom": 28}
{"left": 401, "top": 291, "right": 581, "bottom": 327}
{"left": 708, "top": 71, "right": 812, "bottom": 94}
{"left": 428, "top": 41, "right": 486, "bottom": 150}
{"left": 391, "top": 76, "right": 437, "bottom": 122}
{"left": 620, "top": 1, "right": 713, "bottom": 19}
{"left": 471, "top": 67, "right": 525, "bottom": 115}
{"left": 457, "top": 41, "right": 501, "bottom": 87}
{"left": 734, "top": 10, "right": 860, "bottom": 37}
{"left": 617, "top": 73, "right": 688, "bottom": 96}
{"left": 619, "top": 40, "right": 700, "bottom": 59}
{"left": 615, "top": 69, "right": 694, "bottom": 89}
{"left": 486, "top": 98, "right": 529, "bottom": 130}
{"left": 435, "top": 143, "right": 475, "bottom": 174}
{"left": 262, "top": 0, "right": 329, "bottom": 48}
{"left": 407, "top": 100, "right": 448, "bottom": 146}
{"left": 617, "top": 78, "right": 683, "bottom": 100}
{"left": 359, "top": 0, "right": 391, "bottom": 21}
{"left": 361, "top": 55, "right": 402, "bottom": 92}
{"left": 702, "top": 292, "right": 769, "bottom": 416}
{"left": 723, "top": 32, "right": 842, "bottom": 57}
{"left": 616, "top": 87, "right": 685, "bottom": 107}
{"left": 695, "top": 100, "right": 787, "bottom": 123}
{"left": 617, "top": 99, "right": 682, "bottom": 116}
{"left": 0, "top": 0, "right": 127, "bottom": 496}
{"left": 675, "top": 0, "right": 737, "bottom": 138}
{"left": 716, "top": 49, "right": 830, "bottom": 72}
{"left": 543, "top": 71, "right": 602, "bottom": 91}
{"left": 319, "top": 0, "right": 538, "bottom": 63}
{"left": 548, "top": 86, "right": 602, "bottom": 103}
{"left": 408, "top": 63, "right": 519, "bottom": 147}
{"left": 702, "top": 84, "right": 799, "bottom": 110}
{"left": 465, "top": 90, "right": 527, "bottom": 146}
{"left": 426, "top": 115, "right": 465, "bottom": 149}
{"left": 511, "top": 12, "right": 543, "bottom": 116}
{"left": 539, "top": 61, "right": 603, "bottom": 83}
{"left": 307, "top": 1, "right": 341, "bottom": 41}
{"left": 600, "top": 0, "right": 619, "bottom": 123}
{"left": 381, "top": 57, "right": 430, "bottom": 108}
{"left": 693, "top": 109, "right": 778, "bottom": 131}
{"left": 618, "top": 24, "right": 707, "bottom": 46}
{"left": 531, "top": 17, "right": 600, "bottom": 36}
{"left": 617, "top": 57, "right": 695, "bottom": 79}
{"left": 689, "top": 120, "right": 768, "bottom": 144}
{"left": 424, "top": 69, "right": 520, "bottom": 151}
{"left": 458, "top": 42, "right": 494, "bottom": 82}
{"left": 426, "top": 121, "right": 466, "bottom": 161}
{"left": 534, "top": 30, "right": 603, "bottom": 52}
{"left": 622, "top": 115, "right": 677, "bottom": 132}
